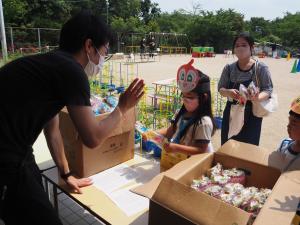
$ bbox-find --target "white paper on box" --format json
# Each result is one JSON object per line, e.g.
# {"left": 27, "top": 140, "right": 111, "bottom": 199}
{"left": 90, "top": 155, "right": 159, "bottom": 216}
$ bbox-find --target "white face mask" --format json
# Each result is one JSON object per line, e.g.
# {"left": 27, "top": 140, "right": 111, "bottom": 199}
{"left": 84, "top": 50, "right": 105, "bottom": 77}
{"left": 234, "top": 46, "right": 251, "bottom": 59}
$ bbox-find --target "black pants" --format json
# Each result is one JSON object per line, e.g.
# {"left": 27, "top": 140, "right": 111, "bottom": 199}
{"left": 0, "top": 159, "right": 63, "bottom": 225}
{"left": 221, "top": 101, "right": 263, "bottom": 146}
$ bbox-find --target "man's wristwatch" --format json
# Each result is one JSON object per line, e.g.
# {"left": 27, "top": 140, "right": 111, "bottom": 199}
{"left": 60, "top": 171, "right": 73, "bottom": 180}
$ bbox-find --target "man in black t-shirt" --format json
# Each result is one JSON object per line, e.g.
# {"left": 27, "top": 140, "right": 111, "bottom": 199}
{"left": 0, "top": 11, "right": 144, "bottom": 225}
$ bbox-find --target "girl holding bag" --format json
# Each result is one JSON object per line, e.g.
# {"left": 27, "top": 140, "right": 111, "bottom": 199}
{"left": 218, "top": 33, "right": 274, "bottom": 145}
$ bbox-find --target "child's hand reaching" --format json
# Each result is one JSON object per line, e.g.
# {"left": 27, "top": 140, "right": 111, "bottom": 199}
{"left": 163, "top": 142, "right": 173, "bottom": 153}
{"left": 141, "top": 132, "right": 148, "bottom": 141}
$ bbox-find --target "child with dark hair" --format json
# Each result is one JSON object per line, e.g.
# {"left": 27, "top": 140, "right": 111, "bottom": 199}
{"left": 144, "top": 59, "right": 216, "bottom": 156}
{"left": 278, "top": 96, "right": 300, "bottom": 160}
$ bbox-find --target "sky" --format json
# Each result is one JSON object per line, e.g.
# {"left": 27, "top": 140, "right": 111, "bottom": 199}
{"left": 152, "top": 0, "right": 300, "bottom": 20}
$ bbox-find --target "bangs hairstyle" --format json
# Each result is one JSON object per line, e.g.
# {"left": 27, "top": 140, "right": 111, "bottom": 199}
{"left": 59, "top": 10, "right": 112, "bottom": 54}
{"left": 173, "top": 71, "right": 217, "bottom": 141}
{"left": 232, "top": 32, "right": 254, "bottom": 54}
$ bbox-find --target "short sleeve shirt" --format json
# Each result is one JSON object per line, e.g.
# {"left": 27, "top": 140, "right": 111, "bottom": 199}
{"left": 218, "top": 61, "right": 273, "bottom": 95}
{"left": 0, "top": 50, "right": 90, "bottom": 156}
{"left": 171, "top": 116, "right": 214, "bottom": 152}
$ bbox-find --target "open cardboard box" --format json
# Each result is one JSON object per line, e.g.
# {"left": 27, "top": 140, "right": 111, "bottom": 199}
{"left": 132, "top": 140, "right": 300, "bottom": 225}
{"left": 59, "top": 108, "right": 135, "bottom": 177}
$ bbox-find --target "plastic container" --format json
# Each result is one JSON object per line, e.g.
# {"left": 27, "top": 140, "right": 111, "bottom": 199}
{"left": 214, "top": 116, "right": 223, "bottom": 129}
{"left": 152, "top": 144, "right": 162, "bottom": 158}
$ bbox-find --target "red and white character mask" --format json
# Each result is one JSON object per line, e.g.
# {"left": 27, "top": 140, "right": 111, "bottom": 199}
{"left": 177, "top": 59, "right": 200, "bottom": 93}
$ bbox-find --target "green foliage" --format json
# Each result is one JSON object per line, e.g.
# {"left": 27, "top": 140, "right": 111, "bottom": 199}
{"left": 185, "top": 9, "right": 244, "bottom": 52}
{"left": 2, "top": 0, "right": 300, "bottom": 52}
{"left": 272, "top": 12, "right": 300, "bottom": 50}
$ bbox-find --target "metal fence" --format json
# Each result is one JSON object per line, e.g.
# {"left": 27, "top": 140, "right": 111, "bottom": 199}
{"left": 4, "top": 27, "right": 60, "bottom": 55}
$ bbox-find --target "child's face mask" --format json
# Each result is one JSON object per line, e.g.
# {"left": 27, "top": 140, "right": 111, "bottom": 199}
{"left": 183, "top": 96, "right": 199, "bottom": 112}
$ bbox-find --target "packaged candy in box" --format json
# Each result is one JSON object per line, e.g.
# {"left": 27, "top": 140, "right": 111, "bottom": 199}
{"left": 207, "top": 163, "right": 223, "bottom": 177}
{"left": 190, "top": 162, "right": 272, "bottom": 225}
{"left": 223, "top": 168, "right": 246, "bottom": 185}
{"left": 220, "top": 193, "right": 245, "bottom": 208}
{"left": 203, "top": 185, "right": 223, "bottom": 198}
{"left": 211, "top": 174, "right": 231, "bottom": 186}
{"left": 223, "top": 183, "right": 244, "bottom": 194}
{"left": 191, "top": 176, "right": 212, "bottom": 192}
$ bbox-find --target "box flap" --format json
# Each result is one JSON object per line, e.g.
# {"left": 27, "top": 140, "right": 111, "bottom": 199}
{"left": 217, "top": 140, "right": 290, "bottom": 171}
{"left": 254, "top": 170, "right": 300, "bottom": 225}
{"left": 131, "top": 153, "right": 212, "bottom": 198}
{"left": 60, "top": 107, "right": 135, "bottom": 139}
{"left": 151, "top": 176, "right": 251, "bottom": 225}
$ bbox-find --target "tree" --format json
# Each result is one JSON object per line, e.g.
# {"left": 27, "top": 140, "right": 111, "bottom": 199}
{"left": 140, "top": 0, "right": 161, "bottom": 24}
{"left": 245, "top": 17, "right": 271, "bottom": 40}
{"left": 3, "top": 0, "right": 28, "bottom": 26}
{"left": 272, "top": 12, "right": 300, "bottom": 50}
{"left": 186, "top": 9, "right": 245, "bottom": 52}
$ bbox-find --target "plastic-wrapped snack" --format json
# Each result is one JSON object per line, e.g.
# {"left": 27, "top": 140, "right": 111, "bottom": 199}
{"left": 211, "top": 174, "right": 231, "bottom": 186}
{"left": 203, "top": 185, "right": 223, "bottom": 198}
{"left": 207, "top": 163, "right": 223, "bottom": 177}
{"left": 105, "top": 95, "right": 118, "bottom": 108}
{"left": 241, "top": 198, "right": 262, "bottom": 213}
{"left": 253, "top": 188, "right": 272, "bottom": 204}
{"left": 223, "top": 168, "right": 246, "bottom": 185}
{"left": 248, "top": 81, "right": 259, "bottom": 97}
{"left": 240, "top": 187, "right": 259, "bottom": 205}
{"left": 220, "top": 193, "right": 234, "bottom": 204}
{"left": 143, "top": 130, "right": 169, "bottom": 148}
{"left": 224, "top": 183, "right": 244, "bottom": 194}
{"left": 97, "top": 102, "right": 113, "bottom": 114}
{"left": 191, "top": 176, "right": 212, "bottom": 192}
{"left": 239, "top": 84, "right": 248, "bottom": 105}
{"left": 231, "top": 194, "right": 246, "bottom": 208}
{"left": 135, "top": 121, "right": 148, "bottom": 133}
{"left": 90, "top": 95, "right": 104, "bottom": 114}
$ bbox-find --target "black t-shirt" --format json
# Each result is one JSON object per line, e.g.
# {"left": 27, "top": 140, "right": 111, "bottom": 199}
{"left": 0, "top": 50, "right": 91, "bottom": 158}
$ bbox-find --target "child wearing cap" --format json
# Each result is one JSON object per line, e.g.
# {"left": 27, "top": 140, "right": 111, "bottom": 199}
{"left": 277, "top": 96, "right": 300, "bottom": 159}
{"left": 143, "top": 59, "right": 216, "bottom": 156}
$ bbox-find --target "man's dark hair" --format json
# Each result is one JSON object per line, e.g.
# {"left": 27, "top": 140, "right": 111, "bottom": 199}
{"left": 59, "top": 10, "right": 112, "bottom": 54}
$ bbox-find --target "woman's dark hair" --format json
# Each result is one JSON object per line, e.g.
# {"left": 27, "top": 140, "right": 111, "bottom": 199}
{"left": 173, "top": 71, "right": 216, "bottom": 141}
{"left": 232, "top": 32, "right": 254, "bottom": 52}
{"left": 59, "top": 10, "right": 112, "bottom": 54}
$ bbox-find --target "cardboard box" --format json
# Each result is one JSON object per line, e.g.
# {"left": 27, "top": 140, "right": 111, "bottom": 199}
{"left": 59, "top": 108, "right": 135, "bottom": 177}
{"left": 133, "top": 140, "right": 300, "bottom": 225}
{"left": 160, "top": 149, "right": 188, "bottom": 171}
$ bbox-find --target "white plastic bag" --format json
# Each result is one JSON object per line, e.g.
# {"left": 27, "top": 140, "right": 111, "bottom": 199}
{"left": 252, "top": 93, "right": 278, "bottom": 117}
{"left": 228, "top": 104, "right": 245, "bottom": 139}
